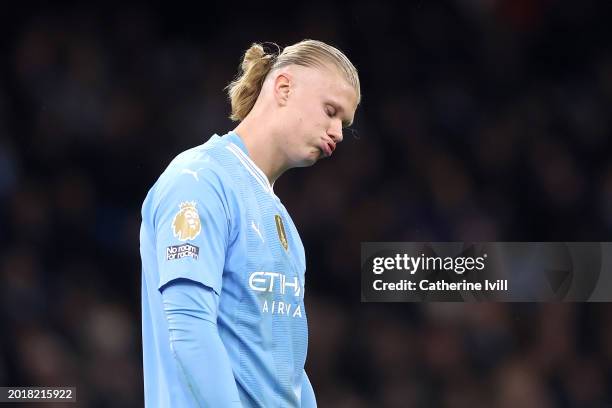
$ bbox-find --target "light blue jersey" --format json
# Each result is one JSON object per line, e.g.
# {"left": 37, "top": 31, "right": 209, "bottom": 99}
{"left": 140, "top": 132, "right": 309, "bottom": 407}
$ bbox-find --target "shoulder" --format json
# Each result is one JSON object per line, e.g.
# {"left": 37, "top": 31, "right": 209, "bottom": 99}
{"left": 148, "top": 148, "right": 236, "bottom": 209}
{"left": 161, "top": 144, "right": 234, "bottom": 193}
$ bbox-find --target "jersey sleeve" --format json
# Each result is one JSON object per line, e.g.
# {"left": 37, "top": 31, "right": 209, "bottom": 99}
{"left": 162, "top": 279, "right": 242, "bottom": 406}
{"left": 153, "top": 166, "right": 234, "bottom": 294}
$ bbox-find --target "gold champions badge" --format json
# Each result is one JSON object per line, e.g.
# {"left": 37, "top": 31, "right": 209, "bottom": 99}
{"left": 172, "top": 201, "right": 202, "bottom": 241}
{"left": 274, "top": 215, "right": 288, "bottom": 251}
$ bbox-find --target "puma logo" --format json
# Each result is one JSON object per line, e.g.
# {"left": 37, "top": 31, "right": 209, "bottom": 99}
{"left": 180, "top": 168, "right": 201, "bottom": 182}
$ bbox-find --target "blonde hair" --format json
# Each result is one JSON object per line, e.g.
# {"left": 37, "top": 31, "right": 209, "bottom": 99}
{"left": 226, "top": 39, "right": 360, "bottom": 122}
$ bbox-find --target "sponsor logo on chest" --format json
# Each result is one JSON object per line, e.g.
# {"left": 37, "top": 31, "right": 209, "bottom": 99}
{"left": 249, "top": 271, "right": 304, "bottom": 318}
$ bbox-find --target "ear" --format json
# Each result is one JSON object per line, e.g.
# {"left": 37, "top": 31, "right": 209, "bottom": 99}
{"left": 273, "top": 72, "right": 291, "bottom": 106}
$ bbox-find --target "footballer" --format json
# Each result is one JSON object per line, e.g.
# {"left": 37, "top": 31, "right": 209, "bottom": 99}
{"left": 139, "top": 39, "right": 360, "bottom": 407}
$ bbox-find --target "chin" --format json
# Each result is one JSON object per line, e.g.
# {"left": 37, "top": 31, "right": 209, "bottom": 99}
{"left": 291, "top": 149, "right": 320, "bottom": 168}
{"left": 297, "top": 158, "right": 318, "bottom": 168}
{"left": 296, "top": 155, "right": 319, "bottom": 168}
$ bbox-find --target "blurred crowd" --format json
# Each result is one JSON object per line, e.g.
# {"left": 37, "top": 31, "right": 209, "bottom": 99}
{"left": 1, "top": 0, "right": 611, "bottom": 406}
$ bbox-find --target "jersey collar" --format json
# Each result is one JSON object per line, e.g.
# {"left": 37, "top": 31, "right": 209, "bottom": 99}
{"left": 223, "top": 131, "right": 276, "bottom": 195}
{"left": 224, "top": 131, "right": 248, "bottom": 155}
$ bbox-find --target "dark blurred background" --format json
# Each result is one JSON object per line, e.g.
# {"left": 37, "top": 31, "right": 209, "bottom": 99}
{"left": 1, "top": 1, "right": 612, "bottom": 407}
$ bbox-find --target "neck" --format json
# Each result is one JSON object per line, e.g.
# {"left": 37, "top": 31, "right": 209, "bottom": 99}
{"left": 233, "top": 115, "right": 289, "bottom": 185}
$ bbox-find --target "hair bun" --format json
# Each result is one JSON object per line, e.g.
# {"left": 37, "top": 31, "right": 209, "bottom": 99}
{"left": 242, "top": 43, "right": 274, "bottom": 71}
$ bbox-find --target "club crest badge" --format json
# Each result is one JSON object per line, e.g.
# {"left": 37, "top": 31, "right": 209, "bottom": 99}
{"left": 274, "top": 214, "right": 288, "bottom": 251}
{"left": 171, "top": 201, "right": 202, "bottom": 241}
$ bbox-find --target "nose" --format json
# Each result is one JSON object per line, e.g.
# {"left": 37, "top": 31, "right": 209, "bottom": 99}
{"left": 328, "top": 120, "right": 344, "bottom": 144}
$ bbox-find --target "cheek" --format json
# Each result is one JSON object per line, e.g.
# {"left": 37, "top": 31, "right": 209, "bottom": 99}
{"left": 303, "top": 106, "right": 325, "bottom": 127}
{"left": 287, "top": 101, "right": 325, "bottom": 134}
{"left": 286, "top": 116, "right": 304, "bottom": 137}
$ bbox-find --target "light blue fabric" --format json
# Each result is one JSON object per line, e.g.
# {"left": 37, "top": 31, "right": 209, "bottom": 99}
{"left": 163, "top": 279, "right": 242, "bottom": 406}
{"left": 300, "top": 370, "right": 317, "bottom": 408}
{"left": 141, "top": 132, "right": 313, "bottom": 407}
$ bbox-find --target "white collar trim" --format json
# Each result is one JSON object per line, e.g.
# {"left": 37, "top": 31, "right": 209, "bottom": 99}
{"left": 226, "top": 143, "right": 275, "bottom": 195}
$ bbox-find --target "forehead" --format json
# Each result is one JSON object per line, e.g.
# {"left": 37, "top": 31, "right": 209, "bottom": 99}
{"left": 294, "top": 64, "right": 359, "bottom": 111}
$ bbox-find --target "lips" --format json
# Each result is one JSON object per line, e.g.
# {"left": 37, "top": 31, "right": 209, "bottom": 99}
{"left": 328, "top": 141, "right": 336, "bottom": 153}
{"left": 320, "top": 140, "right": 335, "bottom": 157}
